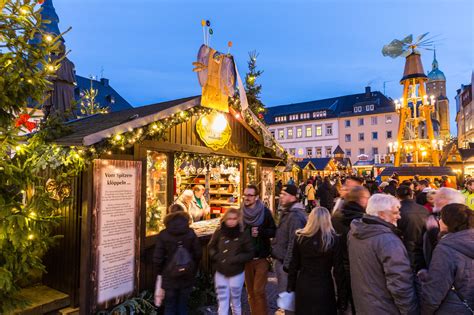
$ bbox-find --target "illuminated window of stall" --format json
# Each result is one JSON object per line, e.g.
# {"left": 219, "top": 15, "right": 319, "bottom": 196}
{"left": 146, "top": 151, "right": 168, "bottom": 236}
{"left": 246, "top": 159, "right": 258, "bottom": 186}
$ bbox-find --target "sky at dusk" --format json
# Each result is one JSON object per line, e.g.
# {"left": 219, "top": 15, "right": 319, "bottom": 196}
{"left": 54, "top": 0, "right": 473, "bottom": 135}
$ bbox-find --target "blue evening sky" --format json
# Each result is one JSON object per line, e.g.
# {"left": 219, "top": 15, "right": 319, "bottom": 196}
{"left": 55, "top": 0, "right": 472, "bottom": 135}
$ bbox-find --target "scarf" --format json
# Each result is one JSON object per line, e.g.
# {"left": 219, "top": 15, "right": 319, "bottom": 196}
{"left": 242, "top": 199, "right": 265, "bottom": 227}
{"left": 221, "top": 222, "right": 241, "bottom": 239}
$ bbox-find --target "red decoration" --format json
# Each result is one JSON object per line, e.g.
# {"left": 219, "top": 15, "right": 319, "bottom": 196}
{"left": 258, "top": 113, "right": 264, "bottom": 119}
{"left": 38, "top": 0, "right": 45, "bottom": 4}
{"left": 15, "top": 114, "right": 37, "bottom": 132}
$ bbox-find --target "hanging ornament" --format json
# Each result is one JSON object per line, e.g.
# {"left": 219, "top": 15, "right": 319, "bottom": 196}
{"left": 38, "top": 0, "right": 45, "bottom": 4}
{"left": 209, "top": 28, "right": 213, "bottom": 35}
{"left": 258, "top": 113, "right": 264, "bottom": 119}
{"left": 206, "top": 20, "right": 211, "bottom": 27}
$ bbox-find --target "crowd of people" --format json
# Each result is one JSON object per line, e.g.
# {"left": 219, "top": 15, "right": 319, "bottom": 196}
{"left": 152, "top": 174, "right": 473, "bottom": 315}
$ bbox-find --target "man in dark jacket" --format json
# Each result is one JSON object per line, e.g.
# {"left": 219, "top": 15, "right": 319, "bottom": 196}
{"left": 272, "top": 184, "right": 307, "bottom": 315}
{"left": 396, "top": 185, "right": 430, "bottom": 271}
{"left": 153, "top": 211, "right": 201, "bottom": 314}
{"left": 332, "top": 185, "right": 370, "bottom": 313}
{"left": 241, "top": 185, "right": 276, "bottom": 315}
{"left": 317, "top": 177, "right": 337, "bottom": 212}
{"left": 348, "top": 193, "right": 419, "bottom": 315}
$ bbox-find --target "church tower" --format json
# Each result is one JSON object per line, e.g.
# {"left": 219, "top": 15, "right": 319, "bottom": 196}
{"left": 426, "top": 50, "right": 450, "bottom": 139}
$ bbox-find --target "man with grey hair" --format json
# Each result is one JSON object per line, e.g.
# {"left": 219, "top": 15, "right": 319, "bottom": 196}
{"left": 348, "top": 194, "right": 418, "bottom": 315}
{"left": 424, "top": 187, "right": 466, "bottom": 265}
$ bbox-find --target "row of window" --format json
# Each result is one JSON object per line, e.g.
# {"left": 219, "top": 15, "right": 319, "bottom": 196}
{"left": 345, "top": 147, "right": 381, "bottom": 157}
{"left": 288, "top": 146, "right": 384, "bottom": 158}
{"left": 272, "top": 124, "right": 333, "bottom": 140}
{"left": 344, "top": 115, "right": 392, "bottom": 127}
{"left": 288, "top": 147, "right": 333, "bottom": 158}
{"left": 344, "top": 131, "right": 393, "bottom": 142}
{"left": 353, "top": 104, "right": 375, "bottom": 113}
{"left": 276, "top": 111, "right": 328, "bottom": 122}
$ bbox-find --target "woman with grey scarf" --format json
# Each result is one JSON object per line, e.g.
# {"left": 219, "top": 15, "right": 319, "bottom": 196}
{"left": 240, "top": 185, "right": 277, "bottom": 315}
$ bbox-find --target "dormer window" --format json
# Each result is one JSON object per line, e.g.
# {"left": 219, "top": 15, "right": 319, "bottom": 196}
{"left": 354, "top": 106, "right": 362, "bottom": 113}
{"left": 365, "top": 104, "right": 374, "bottom": 111}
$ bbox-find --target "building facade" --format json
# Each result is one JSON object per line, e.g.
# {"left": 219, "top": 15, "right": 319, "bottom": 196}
{"left": 455, "top": 73, "right": 474, "bottom": 148}
{"left": 266, "top": 87, "right": 399, "bottom": 163}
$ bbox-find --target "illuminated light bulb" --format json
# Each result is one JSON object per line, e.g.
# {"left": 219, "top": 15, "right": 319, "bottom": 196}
{"left": 107, "top": 151, "right": 112, "bottom": 155}
{"left": 152, "top": 124, "right": 158, "bottom": 130}
{"left": 28, "top": 234, "right": 34, "bottom": 240}
{"left": 45, "top": 34, "right": 53, "bottom": 42}
{"left": 114, "top": 134, "right": 122, "bottom": 141}
{"left": 235, "top": 113, "right": 241, "bottom": 119}
{"left": 30, "top": 212, "right": 37, "bottom": 218}
{"left": 15, "top": 145, "right": 22, "bottom": 151}
{"left": 74, "top": 153, "right": 80, "bottom": 159}
{"left": 120, "top": 146, "right": 125, "bottom": 151}
{"left": 211, "top": 113, "right": 228, "bottom": 133}
{"left": 47, "top": 64, "right": 55, "bottom": 72}
{"left": 27, "top": 79, "right": 32, "bottom": 83}
{"left": 20, "top": 6, "right": 29, "bottom": 15}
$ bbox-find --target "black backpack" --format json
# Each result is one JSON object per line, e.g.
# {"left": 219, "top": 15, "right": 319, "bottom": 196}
{"left": 165, "top": 241, "right": 195, "bottom": 278}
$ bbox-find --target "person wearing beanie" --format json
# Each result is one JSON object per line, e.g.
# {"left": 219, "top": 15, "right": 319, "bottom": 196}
{"left": 418, "top": 204, "right": 474, "bottom": 314}
{"left": 272, "top": 184, "right": 307, "bottom": 315}
{"left": 396, "top": 185, "right": 430, "bottom": 271}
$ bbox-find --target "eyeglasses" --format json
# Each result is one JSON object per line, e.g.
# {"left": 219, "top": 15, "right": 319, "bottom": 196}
{"left": 243, "top": 194, "right": 257, "bottom": 197}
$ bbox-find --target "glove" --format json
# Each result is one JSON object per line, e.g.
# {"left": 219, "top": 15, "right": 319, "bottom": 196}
{"left": 154, "top": 275, "right": 165, "bottom": 306}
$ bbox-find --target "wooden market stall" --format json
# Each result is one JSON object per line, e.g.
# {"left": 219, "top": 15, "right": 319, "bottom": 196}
{"left": 43, "top": 96, "right": 284, "bottom": 313}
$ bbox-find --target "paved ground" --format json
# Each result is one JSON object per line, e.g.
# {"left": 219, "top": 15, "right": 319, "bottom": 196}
{"left": 199, "top": 272, "right": 282, "bottom": 315}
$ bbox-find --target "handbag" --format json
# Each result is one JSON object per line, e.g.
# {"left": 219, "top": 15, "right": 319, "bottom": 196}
{"left": 154, "top": 275, "right": 164, "bottom": 307}
{"left": 277, "top": 291, "right": 295, "bottom": 312}
{"left": 451, "top": 285, "right": 474, "bottom": 314}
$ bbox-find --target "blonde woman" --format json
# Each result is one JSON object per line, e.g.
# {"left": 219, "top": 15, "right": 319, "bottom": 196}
{"left": 208, "top": 208, "right": 254, "bottom": 315}
{"left": 287, "top": 207, "right": 346, "bottom": 315}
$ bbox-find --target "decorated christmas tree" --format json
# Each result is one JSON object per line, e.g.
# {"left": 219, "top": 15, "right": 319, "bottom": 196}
{"left": 245, "top": 51, "right": 266, "bottom": 121}
{"left": 0, "top": 1, "right": 84, "bottom": 312}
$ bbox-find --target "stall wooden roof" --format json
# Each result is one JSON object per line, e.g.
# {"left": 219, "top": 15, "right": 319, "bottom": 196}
{"left": 54, "top": 96, "right": 199, "bottom": 146}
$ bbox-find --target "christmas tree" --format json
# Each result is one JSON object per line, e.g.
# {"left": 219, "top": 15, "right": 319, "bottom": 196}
{"left": 0, "top": 1, "right": 84, "bottom": 312}
{"left": 79, "top": 77, "right": 109, "bottom": 117}
{"left": 245, "top": 51, "right": 266, "bottom": 121}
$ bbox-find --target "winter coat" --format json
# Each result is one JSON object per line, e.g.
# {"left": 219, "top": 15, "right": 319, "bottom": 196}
{"left": 153, "top": 211, "right": 201, "bottom": 290}
{"left": 348, "top": 215, "right": 419, "bottom": 315}
{"left": 271, "top": 202, "right": 307, "bottom": 268}
{"left": 462, "top": 189, "right": 474, "bottom": 210}
{"left": 243, "top": 207, "right": 276, "bottom": 259}
{"left": 419, "top": 229, "right": 474, "bottom": 315}
{"left": 189, "top": 196, "right": 210, "bottom": 222}
{"left": 398, "top": 199, "right": 430, "bottom": 271}
{"left": 287, "top": 233, "right": 346, "bottom": 315}
{"left": 423, "top": 213, "right": 441, "bottom": 266}
{"left": 317, "top": 182, "right": 336, "bottom": 211}
{"left": 208, "top": 223, "right": 254, "bottom": 277}
{"left": 332, "top": 201, "right": 365, "bottom": 273}
{"left": 305, "top": 184, "right": 316, "bottom": 201}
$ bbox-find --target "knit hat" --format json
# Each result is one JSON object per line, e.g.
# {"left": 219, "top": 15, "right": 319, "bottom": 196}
{"left": 282, "top": 184, "right": 298, "bottom": 197}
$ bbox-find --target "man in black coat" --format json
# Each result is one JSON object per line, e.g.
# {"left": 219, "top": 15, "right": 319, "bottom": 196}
{"left": 332, "top": 185, "right": 370, "bottom": 314}
{"left": 396, "top": 185, "right": 429, "bottom": 271}
{"left": 241, "top": 185, "right": 276, "bottom": 315}
{"left": 415, "top": 179, "right": 429, "bottom": 206}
